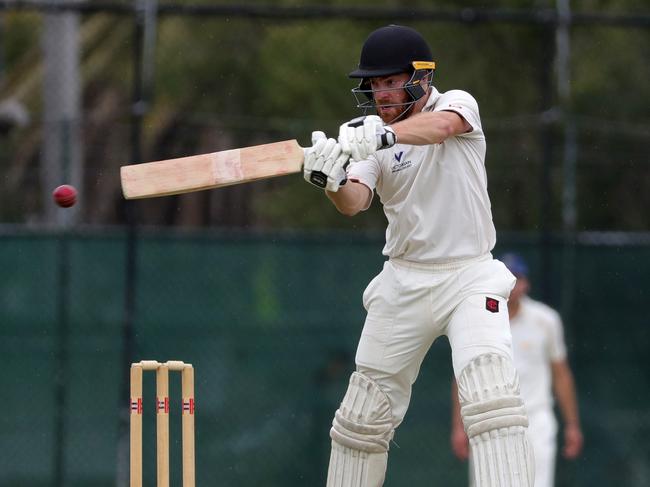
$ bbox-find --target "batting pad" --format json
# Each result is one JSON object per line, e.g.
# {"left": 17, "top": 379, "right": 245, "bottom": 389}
{"left": 327, "top": 372, "right": 394, "bottom": 487}
{"left": 458, "top": 353, "right": 534, "bottom": 487}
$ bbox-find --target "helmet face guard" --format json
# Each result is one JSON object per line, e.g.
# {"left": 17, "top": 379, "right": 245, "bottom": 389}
{"left": 351, "top": 61, "right": 436, "bottom": 118}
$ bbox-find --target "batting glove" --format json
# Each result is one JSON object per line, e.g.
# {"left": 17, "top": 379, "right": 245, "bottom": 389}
{"left": 303, "top": 131, "right": 350, "bottom": 192}
{"left": 338, "top": 115, "right": 397, "bottom": 161}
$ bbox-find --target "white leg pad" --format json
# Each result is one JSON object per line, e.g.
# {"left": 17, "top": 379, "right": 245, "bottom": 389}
{"left": 458, "top": 353, "right": 535, "bottom": 487}
{"left": 326, "top": 372, "right": 394, "bottom": 487}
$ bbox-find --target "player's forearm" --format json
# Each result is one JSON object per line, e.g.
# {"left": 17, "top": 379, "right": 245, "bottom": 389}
{"left": 326, "top": 181, "right": 371, "bottom": 216}
{"left": 391, "top": 111, "right": 466, "bottom": 146}
{"left": 451, "top": 380, "right": 464, "bottom": 430}
{"left": 553, "top": 365, "right": 581, "bottom": 427}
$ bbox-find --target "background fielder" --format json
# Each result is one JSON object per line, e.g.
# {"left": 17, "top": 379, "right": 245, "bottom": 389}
{"left": 303, "top": 25, "right": 535, "bottom": 487}
{"left": 451, "top": 253, "right": 583, "bottom": 487}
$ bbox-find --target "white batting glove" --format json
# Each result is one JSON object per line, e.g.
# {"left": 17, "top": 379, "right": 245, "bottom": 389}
{"left": 303, "top": 131, "right": 350, "bottom": 192}
{"left": 338, "top": 115, "right": 397, "bottom": 161}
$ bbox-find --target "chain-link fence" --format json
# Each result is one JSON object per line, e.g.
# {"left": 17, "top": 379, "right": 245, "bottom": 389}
{"left": 1, "top": 2, "right": 649, "bottom": 231}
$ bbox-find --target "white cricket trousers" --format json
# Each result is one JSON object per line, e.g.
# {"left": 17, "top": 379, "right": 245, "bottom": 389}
{"left": 355, "top": 254, "right": 516, "bottom": 428}
{"left": 528, "top": 409, "right": 558, "bottom": 487}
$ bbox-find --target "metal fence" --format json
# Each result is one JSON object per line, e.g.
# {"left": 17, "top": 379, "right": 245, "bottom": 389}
{"left": 1, "top": 1, "right": 649, "bottom": 232}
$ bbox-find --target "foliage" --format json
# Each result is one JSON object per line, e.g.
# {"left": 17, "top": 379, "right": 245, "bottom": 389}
{"left": 0, "top": 2, "right": 649, "bottom": 230}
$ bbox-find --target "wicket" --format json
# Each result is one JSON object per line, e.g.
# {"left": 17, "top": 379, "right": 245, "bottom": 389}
{"left": 130, "top": 360, "right": 195, "bottom": 487}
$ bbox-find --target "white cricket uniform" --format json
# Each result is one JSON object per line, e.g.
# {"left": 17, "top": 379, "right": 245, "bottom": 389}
{"left": 511, "top": 296, "right": 567, "bottom": 487}
{"left": 346, "top": 87, "right": 517, "bottom": 426}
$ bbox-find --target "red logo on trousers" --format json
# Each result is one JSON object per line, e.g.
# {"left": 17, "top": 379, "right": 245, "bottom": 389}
{"left": 486, "top": 297, "right": 499, "bottom": 313}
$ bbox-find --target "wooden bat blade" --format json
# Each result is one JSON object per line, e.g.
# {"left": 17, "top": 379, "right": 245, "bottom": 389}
{"left": 120, "top": 139, "right": 304, "bottom": 199}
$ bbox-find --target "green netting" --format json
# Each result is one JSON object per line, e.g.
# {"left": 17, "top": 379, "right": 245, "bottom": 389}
{"left": 1, "top": 230, "right": 648, "bottom": 486}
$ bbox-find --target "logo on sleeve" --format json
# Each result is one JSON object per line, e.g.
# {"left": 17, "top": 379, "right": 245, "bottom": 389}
{"left": 391, "top": 151, "right": 412, "bottom": 173}
{"left": 485, "top": 297, "right": 499, "bottom": 313}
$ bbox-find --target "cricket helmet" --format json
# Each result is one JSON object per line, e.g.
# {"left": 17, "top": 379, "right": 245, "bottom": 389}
{"left": 350, "top": 24, "right": 434, "bottom": 79}
{"left": 500, "top": 253, "right": 529, "bottom": 278}
{"left": 349, "top": 25, "right": 436, "bottom": 117}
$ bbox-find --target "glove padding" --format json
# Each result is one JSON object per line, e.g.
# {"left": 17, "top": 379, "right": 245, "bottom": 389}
{"left": 338, "top": 115, "right": 397, "bottom": 161}
{"left": 303, "top": 131, "right": 350, "bottom": 192}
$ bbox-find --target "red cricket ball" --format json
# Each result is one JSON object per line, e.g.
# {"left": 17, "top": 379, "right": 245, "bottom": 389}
{"left": 52, "top": 184, "right": 77, "bottom": 208}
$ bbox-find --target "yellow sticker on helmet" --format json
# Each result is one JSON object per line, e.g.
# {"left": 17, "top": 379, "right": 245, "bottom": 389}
{"left": 412, "top": 61, "right": 436, "bottom": 70}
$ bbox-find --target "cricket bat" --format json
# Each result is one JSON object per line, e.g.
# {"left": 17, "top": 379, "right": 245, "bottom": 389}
{"left": 120, "top": 139, "right": 305, "bottom": 199}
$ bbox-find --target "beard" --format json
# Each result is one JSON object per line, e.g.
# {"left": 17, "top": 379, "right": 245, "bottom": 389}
{"left": 376, "top": 102, "right": 412, "bottom": 124}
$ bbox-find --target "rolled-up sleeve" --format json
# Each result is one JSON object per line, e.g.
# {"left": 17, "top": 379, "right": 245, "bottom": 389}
{"left": 433, "top": 89, "right": 482, "bottom": 134}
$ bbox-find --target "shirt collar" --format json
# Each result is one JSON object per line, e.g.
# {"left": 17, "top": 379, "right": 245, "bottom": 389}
{"left": 423, "top": 86, "right": 441, "bottom": 111}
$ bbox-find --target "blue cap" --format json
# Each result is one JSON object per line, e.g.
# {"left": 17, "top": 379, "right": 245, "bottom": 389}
{"left": 500, "top": 252, "right": 529, "bottom": 277}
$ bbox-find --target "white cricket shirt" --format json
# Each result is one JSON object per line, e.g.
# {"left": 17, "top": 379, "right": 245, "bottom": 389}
{"left": 347, "top": 87, "right": 496, "bottom": 263}
{"left": 510, "top": 296, "right": 567, "bottom": 413}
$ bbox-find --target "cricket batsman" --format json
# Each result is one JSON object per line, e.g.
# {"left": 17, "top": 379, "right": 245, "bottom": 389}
{"left": 302, "top": 24, "right": 535, "bottom": 486}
